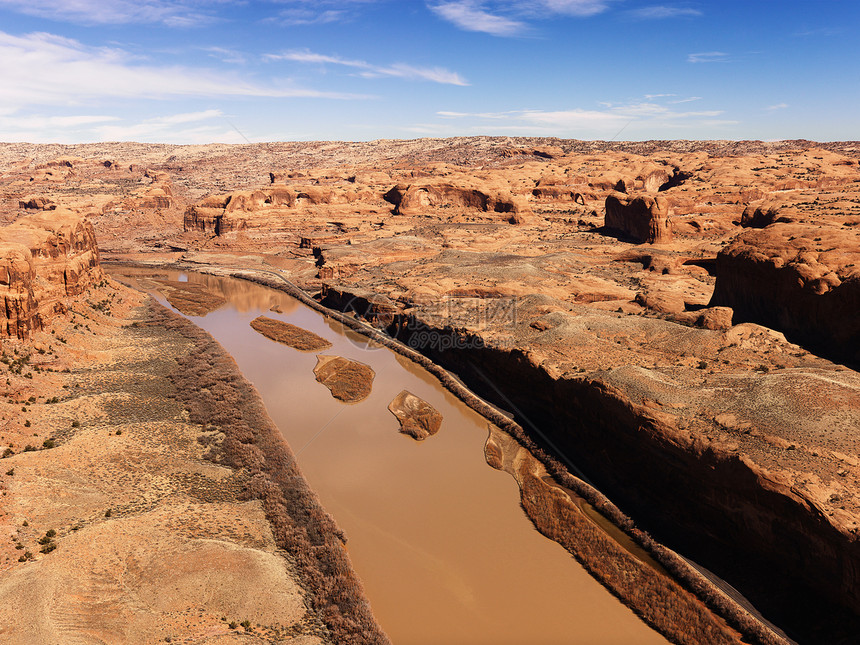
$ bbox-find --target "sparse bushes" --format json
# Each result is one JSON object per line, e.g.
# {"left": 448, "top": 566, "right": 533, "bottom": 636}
{"left": 154, "top": 304, "right": 388, "bottom": 645}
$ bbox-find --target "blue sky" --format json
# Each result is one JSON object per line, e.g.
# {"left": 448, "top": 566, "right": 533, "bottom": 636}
{"left": 0, "top": 1, "right": 856, "bottom": 143}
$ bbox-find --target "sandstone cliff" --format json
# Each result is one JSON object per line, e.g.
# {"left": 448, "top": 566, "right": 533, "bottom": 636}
{"left": 0, "top": 210, "right": 103, "bottom": 339}
{"left": 711, "top": 223, "right": 860, "bottom": 363}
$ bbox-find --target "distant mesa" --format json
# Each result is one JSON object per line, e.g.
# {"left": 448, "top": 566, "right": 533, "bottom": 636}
{"left": 313, "top": 355, "right": 375, "bottom": 403}
{"left": 604, "top": 193, "right": 672, "bottom": 244}
{"left": 250, "top": 316, "right": 332, "bottom": 352}
{"left": 155, "top": 280, "right": 227, "bottom": 317}
{"left": 388, "top": 390, "right": 443, "bottom": 441}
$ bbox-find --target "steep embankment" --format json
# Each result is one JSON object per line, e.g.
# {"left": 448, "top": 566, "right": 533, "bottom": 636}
{"left": 711, "top": 222, "right": 860, "bottom": 365}
{"left": 313, "top": 278, "right": 860, "bottom": 645}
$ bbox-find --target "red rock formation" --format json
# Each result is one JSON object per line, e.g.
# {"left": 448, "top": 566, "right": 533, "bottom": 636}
{"left": 604, "top": 193, "right": 672, "bottom": 244}
{"left": 388, "top": 390, "right": 443, "bottom": 440}
{"left": 18, "top": 197, "right": 56, "bottom": 211}
{"left": 710, "top": 223, "right": 860, "bottom": 362}
{"left": 138, "top": 185, "right": 173, "bottom": 210}
{"left": 0, "top": 210, "right": 103, "bottom": 338}
{"left": 383, "top": 182, "right": 529, "bottom": 222}
{"left": 184, "top": 186, "right": 374, "bottom": 235}
{"left": 531, "top": 187, "right": 585, "bottom": 203}
{"left": 740, "top": 204, "right": 779, "bottom": 228}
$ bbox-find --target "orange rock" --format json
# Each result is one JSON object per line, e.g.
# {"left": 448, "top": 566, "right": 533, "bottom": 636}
{"left": 0, "top": 210, "right": 103, "bottom": 338}
{"left": 605, "top": 193, "right": 672, "bottom": 244}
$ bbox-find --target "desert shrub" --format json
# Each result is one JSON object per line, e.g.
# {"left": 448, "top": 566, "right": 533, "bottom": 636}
{"left": 152, "top": 304, "right": 389, "bottom": 645}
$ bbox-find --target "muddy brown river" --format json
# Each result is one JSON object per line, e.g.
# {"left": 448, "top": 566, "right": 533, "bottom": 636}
{"left": 113, "top": 267, "right": 667, "bottom": 645}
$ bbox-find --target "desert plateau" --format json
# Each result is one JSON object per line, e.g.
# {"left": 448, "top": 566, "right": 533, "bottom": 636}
{"left": 0, "top": 134, "right": 855, "bottom": 645}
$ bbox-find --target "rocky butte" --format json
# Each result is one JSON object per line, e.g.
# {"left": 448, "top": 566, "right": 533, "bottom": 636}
{"left": 0, "top": 137, "right": 858, "bottom": 644}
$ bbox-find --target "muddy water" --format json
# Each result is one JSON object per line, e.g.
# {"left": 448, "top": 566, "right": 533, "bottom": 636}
{"left": 113, "top": 267, "right": 668, "bottom": 645}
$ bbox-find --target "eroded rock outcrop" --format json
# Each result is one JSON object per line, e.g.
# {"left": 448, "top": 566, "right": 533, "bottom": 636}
{"left": 388, "top": 390, "right": 442, "bottom": 440}
{"left": 0, "top": 210, "right": 103, "bottom": 338}
{"left": 313, "top": 355, "right": 375, "bottom": 402}
{"left": 740, "top": 204, "right": 779, "bottom": 228}
{"left": 710, "top": 223, "right": 860, "bottom": 362}
{"left": 605, "top": 193, "right": 672, "bottom": 244}
{"left": 383, "top": 182, "right": 529, "bottom": 223}
{"left": 184, "top": 186, "right": 377, "bottom": 235}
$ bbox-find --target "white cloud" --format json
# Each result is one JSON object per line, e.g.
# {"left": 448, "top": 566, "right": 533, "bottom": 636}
{"left": 629, "top": 6, "right": 702, "bottom": 19}
{"left": 0, "top": 0, "right": 222, "bottom": 26}
{"left": 434, "top": 96, "right": 730, "bottom": 136}
{"left": 687, "top": 51, "right": 730, "bottom": 63}
{"left": 529, "top": 0, "right": 610, "bottom": 16}
{"left": 269, "top": 50, "right": 469, "bottom": 85}
{"left": 428, "top": 2, "right": 525, "bottom": 36}
{"left": 0, "top": 30, "right": 364, "bottom": 114}
{"left": 669, "top": 96, "right": 702, "bottom": 104}
{"left": 0, "top": 108, "right": 259, "bottom": 144}
{"left": 203, "top": 47, "right": 247, "bottom": 65}
{"left": 92, "top": 110, "right": 241, "bottom": 142}
{"left": 269, "top": 9, "right": 349, "bottom": 25}
{"left": 0, "top": 114, "right": 120, "bottom": 130}
{"left": 428, "top": 0, "right": 611, "bottom": 36}
{"left": 266, "top": 0, "right": 384, "bottom": 26}
{"left": 766, "top": 103, "right": 789, "bottom": 111}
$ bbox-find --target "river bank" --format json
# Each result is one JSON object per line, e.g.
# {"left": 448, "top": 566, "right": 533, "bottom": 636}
{"left": 0, "top": 275, "right": 384, "bottom": 644}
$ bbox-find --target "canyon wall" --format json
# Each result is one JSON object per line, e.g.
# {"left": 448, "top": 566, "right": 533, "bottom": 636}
{"left": 0, "top": 210, "right": 103, "bottom": 338}
{"left": 711, "top": 223, "right": 860, "bottom": 364}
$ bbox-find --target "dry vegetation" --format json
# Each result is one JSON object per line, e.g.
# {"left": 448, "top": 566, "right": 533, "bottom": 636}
{"left": 152, "top": 305, "right": 389, "bottom": 645}
{"left": 250, "top": 316, "right": 333, "bottom": 351}
{"left": 155, "top": 279, "right": 227, "bottom": 316}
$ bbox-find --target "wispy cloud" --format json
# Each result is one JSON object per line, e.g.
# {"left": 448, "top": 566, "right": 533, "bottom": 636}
{"left": 794, "top": 26, "right": 843, "bottom": 37}
{"left": 428, "top": 0, "right": 611, "bottom": 36}
{"left": 203, "top": 46, "right": 247, "bottom": 65}
{"left": 434, "top": 96, "right": 733, "bottom": 135}
{"left": 268, "top": 49, "right": 469, "bottom": 85}
{"left": 766, "top": 103, "right": 789, "bottom": 111}
{"left": 428, "top": 2, "right": 525, "bottom": 36}
{"left": 91, "top": 109, "right": 248, "bottom": 143}
{"left": 0, "top": 0, "right": 221, "bottom": 26}
{"left": 0, "top": 114, "right": 120, "bottom": 130}
{"left": 0, "top": 109, "right": 262, "bottom": 144}
{"left": 687, "top": 51, "right": 730, "bottom": 63}
{"left": 266, "top": 0, "right": 384, "bottom": 26}
{"left": 628, "top": 5, "right": 702, "bottom": 19}
{"left": 0, "top": 31, "right": 363, "bottom": 114}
